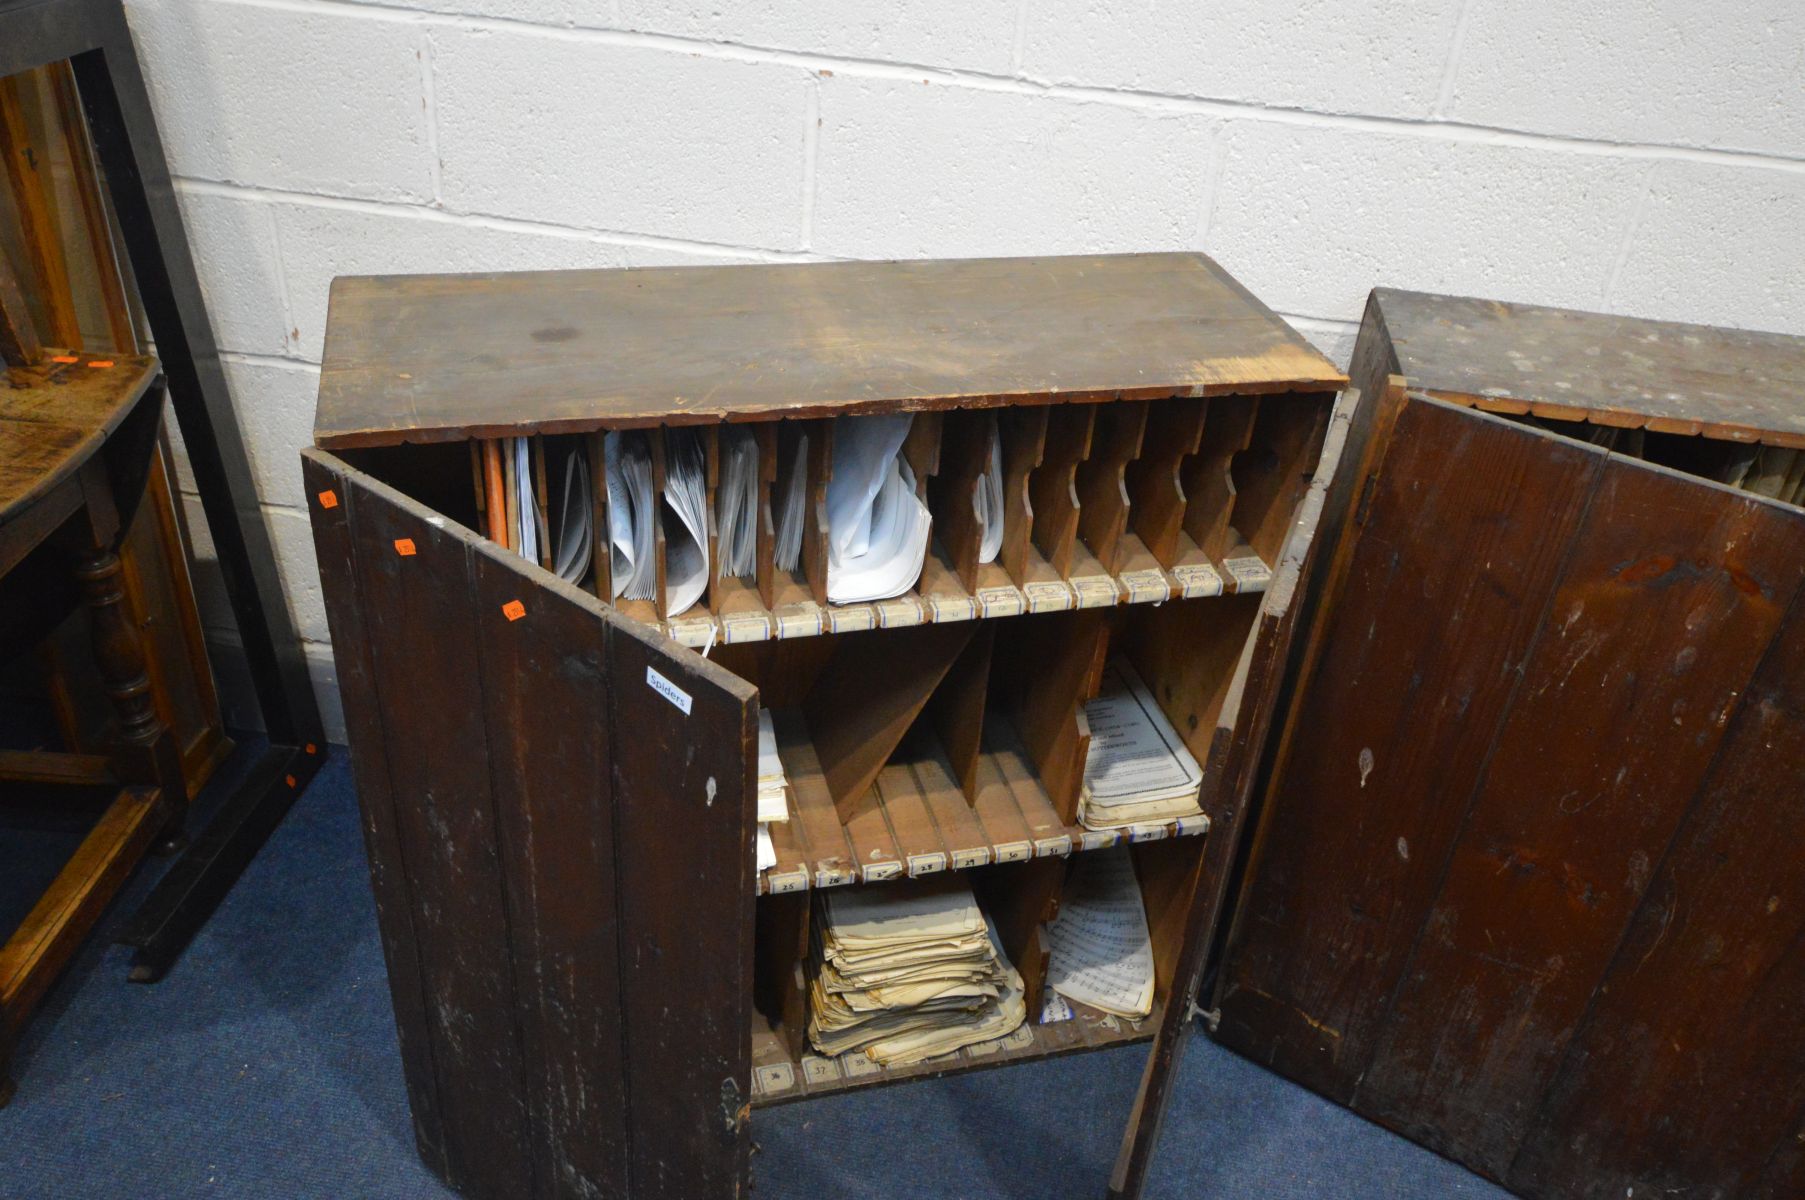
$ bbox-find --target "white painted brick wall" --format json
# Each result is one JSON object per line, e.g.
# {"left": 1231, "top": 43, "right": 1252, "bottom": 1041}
{"left": 117, "top": 0, "right": 1805, "bottom": 740}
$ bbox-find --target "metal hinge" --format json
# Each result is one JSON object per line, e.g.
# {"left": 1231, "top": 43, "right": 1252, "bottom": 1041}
{"left": 1190, "top": 1003, "right": 1222, "bottom": 1033}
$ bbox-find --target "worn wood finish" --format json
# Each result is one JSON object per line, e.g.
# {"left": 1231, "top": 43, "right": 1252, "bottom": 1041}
{"left": 606, "top": 617, "right": 756, "bottom": 1200}
{"left": 1215, "top": 290, "right": 1805, "bottom": 1200}
{"left": 1126, "top": 397, "right": 1206, "bottom": 566}
{"left": 1360, "top": 459, "right": 1805, "bottom": 1175}
{"left": 1181, "top": 396, "right": 1257, "bottom": 562}
{"left": 1376, "top": 288, "right": 1805, "bottom": 448}
{"left": 0, "top": 241, "right": 41, "bottom": 368}
{"left": 302, "top": 451, "right": 451, "bottom": 1175}
{"left": 331, "top": 461, "right": 534, "bottom": 1199}
{"left": 1510, "top": 590, "right": 1805, "bottom": 1199}
{"left": 1213, "top": 399, "right": 1606, "bottom": 1103}
{"left": 315, "top": 254, "right": 1345, "bottom": 448}
{"left": 1074, "top": 400, "right": 1148, "bottom": 574}
{"left": 470, "top": 546, "right": 630, "bottom": 1199}
{"left": 49, "top": 60, "right": 135, "bottom": 352}
{"left": 0, "top": 355, "right": 159, "bottom": 517}
{"left": 0, "top": 72, "right": 81, "bottom": 348}
{"left": 1110, "top": 390, "right": 1359, "bottom": 1199}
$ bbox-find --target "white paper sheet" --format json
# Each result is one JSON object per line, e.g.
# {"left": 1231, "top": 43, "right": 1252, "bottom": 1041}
{"left": 756, "top": 709, "right": 789, "bottom": 823}
{"left": 605, "top": 432, "right": 656, "bottom": 602}
{"left": 553, "top": 445, "right": 592, "bottom": 584}
{"left": 513, "top": 437, "right": 539, "bottom": 565}
{"left": 1082, "top": 658, "right": 1204, "bottom": 812}
{"left": 976, "top": 418, "right": 1004, "bottom": 564}
{"left": 756, "top": 824, "right": 776, "bottom": 871}
{"left": 774, "top": 434, "right": 808, "bottom": 573}
{"left": 717, "top": 426, "right": 759, "bottom": 579}
{"left": 1044, "top": 846, "right": 1155, "bottom": 1019}
{"left": 662, "top": 429, "right": 710, "bottom": 618}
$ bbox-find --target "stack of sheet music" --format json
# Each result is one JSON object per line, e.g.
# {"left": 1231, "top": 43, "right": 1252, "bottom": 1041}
{"left": 1078, "top": 658, "right": 1204, "bottom": 830}
{"left": 1044, "top": 847, "right": 1155, "bottom": 1019}
{"left": 755, "top": 710, "right": 788, "bottom": 872}
{"left": 604, "top": 430, "right": 709, "bottom": 617}
{"left": 717, "top": 426, "right": 759, "bottom": 580}
{"left": 975, "top": 416, "right": 1005, "bottom": 563}
{"left": 808, "top": 877, "right": 1025, "bottom": 1066}
{"left": 1725, "top": 444, "right": 1805, "bottom": 505}
{"left": 479, "top": 438, "right": 592, "bottom": 585}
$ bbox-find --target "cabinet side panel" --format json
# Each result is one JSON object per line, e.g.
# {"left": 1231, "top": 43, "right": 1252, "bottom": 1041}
{"left": 301, "top": 451, "right": 449, "bottom": 1177}
{"left": 333, "top": 462, "right": 535, "bottom": 1199}
{"left": 1508, "top": 581, "right": 1805, "bottom": 1200}
{"left": 1211, "top": 402, "right": 1604, "bottom": 1104}
{"left": 471, "top": 549, "right": 630, "bottom": 1200}
{"left": 1358, "top": 464, "right": 1805, "bottom": 1177}
{"left": 606, "top": 619, "right": 755, "bottom": 1200}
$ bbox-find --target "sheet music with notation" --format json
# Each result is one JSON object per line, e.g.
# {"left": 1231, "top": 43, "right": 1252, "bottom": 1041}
{"left": 1044, "top": 846, "right": 1155, "bottom": 1019}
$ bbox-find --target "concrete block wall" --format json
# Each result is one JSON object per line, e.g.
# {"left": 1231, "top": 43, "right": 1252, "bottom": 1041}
{"left": 121, "top": 0, "right": 1805, "bottom": 739}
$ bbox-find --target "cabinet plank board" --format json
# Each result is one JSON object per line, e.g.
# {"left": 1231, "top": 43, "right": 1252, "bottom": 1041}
{"left": 335, "top": 464, "right": 535, "bottom": 1199}
{"left": 1212, "top": 400, "right": 1606, "bottom": 1105}
{"left": 605, "top": 617, "right": 757, "bottom": 1200}
{"left": 302, "top": 452, "right": 450, "bottom": 1177}
{"left": 1358, "top": 458, "right": 1805, "bottom": 1177}
{"left": 1508, "top": 585, "right": 1805, "bottom": 1200}
{"left": 316, "top": 254, "right": 1343, "bottom": 449}
{"left": 469, "top": 546, "right": 631, "bottom": 1199}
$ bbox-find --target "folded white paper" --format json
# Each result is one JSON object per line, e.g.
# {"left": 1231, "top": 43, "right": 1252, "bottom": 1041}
{"left": 662, "top": 429, "right": 710, "bottom": 618}
{"left": 553, "top": 445, "right": 592, "bottom": 584}
{"left": 825, "top": 415, "right": 931, "bottom": 604}
{"left": 976, "top": 418, "right": 1004, "bottom": 564}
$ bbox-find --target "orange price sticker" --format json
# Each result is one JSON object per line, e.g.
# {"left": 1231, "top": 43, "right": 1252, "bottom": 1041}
{"left": 50, "top": 354, "right": 79, "bottom": 364}
{"left": 393, "top": 538, "right": 416, "bottom": 556}
{"left": 285, "top": 774, "right": 297, "bottom": 788}
{"left": 87, "top": 360, "right": 115, "bottom": 369}
{"left": 317, "top": 490, "right": 339, "bottom": 509}
{"left": 502, "top": 599, "right": 526, "bottom": 622}
{"left": 305, "top": 743, "right": 317, "bottom": 755}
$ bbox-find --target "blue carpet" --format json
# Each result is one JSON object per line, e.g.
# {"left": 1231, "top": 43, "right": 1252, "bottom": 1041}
{"left": 1, "top": 745, "right": 1510, "bottom": 1199}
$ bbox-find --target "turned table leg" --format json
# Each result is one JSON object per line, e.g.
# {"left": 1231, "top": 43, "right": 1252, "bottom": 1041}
{"left": 73, "top": 544, "right": 187, "bottom": 847}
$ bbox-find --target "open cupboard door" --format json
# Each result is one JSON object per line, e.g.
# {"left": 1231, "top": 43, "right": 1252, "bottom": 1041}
{"left": 1108, "top": 389, "right": 1363, "bottom": 1200}
{"left": 302, "top": 447, "right": 756, "bottom": 1200}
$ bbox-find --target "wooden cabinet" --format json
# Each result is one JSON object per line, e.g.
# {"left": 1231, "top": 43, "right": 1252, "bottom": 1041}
{"left": 1213, "top": 289, "right": 1805, "bottom": 1200}
{"left": 304, "top": 253, "right": 1350, "bottom": 1200}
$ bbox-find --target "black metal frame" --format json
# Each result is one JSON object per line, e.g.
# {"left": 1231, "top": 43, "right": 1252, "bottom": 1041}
{"left": 1, "top": 0, "right": 326, "bottom": 979}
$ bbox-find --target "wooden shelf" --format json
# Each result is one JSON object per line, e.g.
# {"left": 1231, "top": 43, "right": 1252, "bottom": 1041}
{"left": 667, "top": 532, "right": 1269, "bottom": 652}
{"left": 756, "top": 709, "right": 1208, "bottom": 897}
{"left": 748, "top": 995, "right": 1164, "bottom": 1107}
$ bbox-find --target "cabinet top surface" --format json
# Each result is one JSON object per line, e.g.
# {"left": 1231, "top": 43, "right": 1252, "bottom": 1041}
{"left": 1376, "top": 289, "right": 1805, "bottom": 447}
{"left": 313, "top": 252, "right": 1344, "bottom": 448}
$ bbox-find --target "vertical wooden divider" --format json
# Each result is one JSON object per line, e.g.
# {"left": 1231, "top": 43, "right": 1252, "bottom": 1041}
{"left": 587, "top": 431, "right": 612, "bottom": 603}
{"left": 975, "top": 857, "right": 1069, "bottom": 1021}
{"left": 1229, "top": 399, "right": 1333, "bottom": 565}
{"left": 648, "top": 429, "right": 670, "bottom": 618}
{"left": 993, "top": 610, "right": 1110, "bottom": 826}
{"left": 998, "top": 407, "right": 1049, "bottom": 587}
{"left": 802, "top": 420, "right": 833, "bottom": 606}
{"left": 903, "top": 410, "right": 943, "bottom": 498}
{"left": 1075, "top": 400, "right": 1149, "bottom": 574}
{"left": 1182, "top": 395, "right": 1258, "bottom": 562}
{"left": 1127, "top": 398, "right": 1207, "bottom": 566}
{"left": 803, "top": 622, "right": 975, "bottom": 821}
{"left": 754, "top": 423, "right": 779, "bottom": 609}
{"left": 755, "top": 891, "right": 812, "bottom": 1060}
{"left": 1030, "top": 405, "right": 1094, "bottom": 576}
{"left": 925, "top": 623, "right": 995, "bottom": 800}
{"left": 468, "top": 441, "right": 487, "bottom": 530}
{"left": 929, "top": 411, "right": 995, "bottom": 593}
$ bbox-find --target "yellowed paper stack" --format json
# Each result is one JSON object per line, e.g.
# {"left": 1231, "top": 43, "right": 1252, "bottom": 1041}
{"left": 1078, "top": 658, "right": 1204, "bottom": 830}
{"left": 807, "top": 876, "right": 1025, "bottom": 1066}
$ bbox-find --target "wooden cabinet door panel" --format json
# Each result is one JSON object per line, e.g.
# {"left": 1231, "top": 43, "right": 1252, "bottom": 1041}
{"left": 304, "top": 448, "right": 755, "bottom": 1200}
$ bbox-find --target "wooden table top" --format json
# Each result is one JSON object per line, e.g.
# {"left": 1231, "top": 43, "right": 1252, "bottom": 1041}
{"left": 1375, "top": 289, "right": 1805, "bottom": 448}
{"left": 1, "top": 353, "right": 160, "bottom": 522}
{"left": 314, "top": 252, "right": 1346, "bottom": 448}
